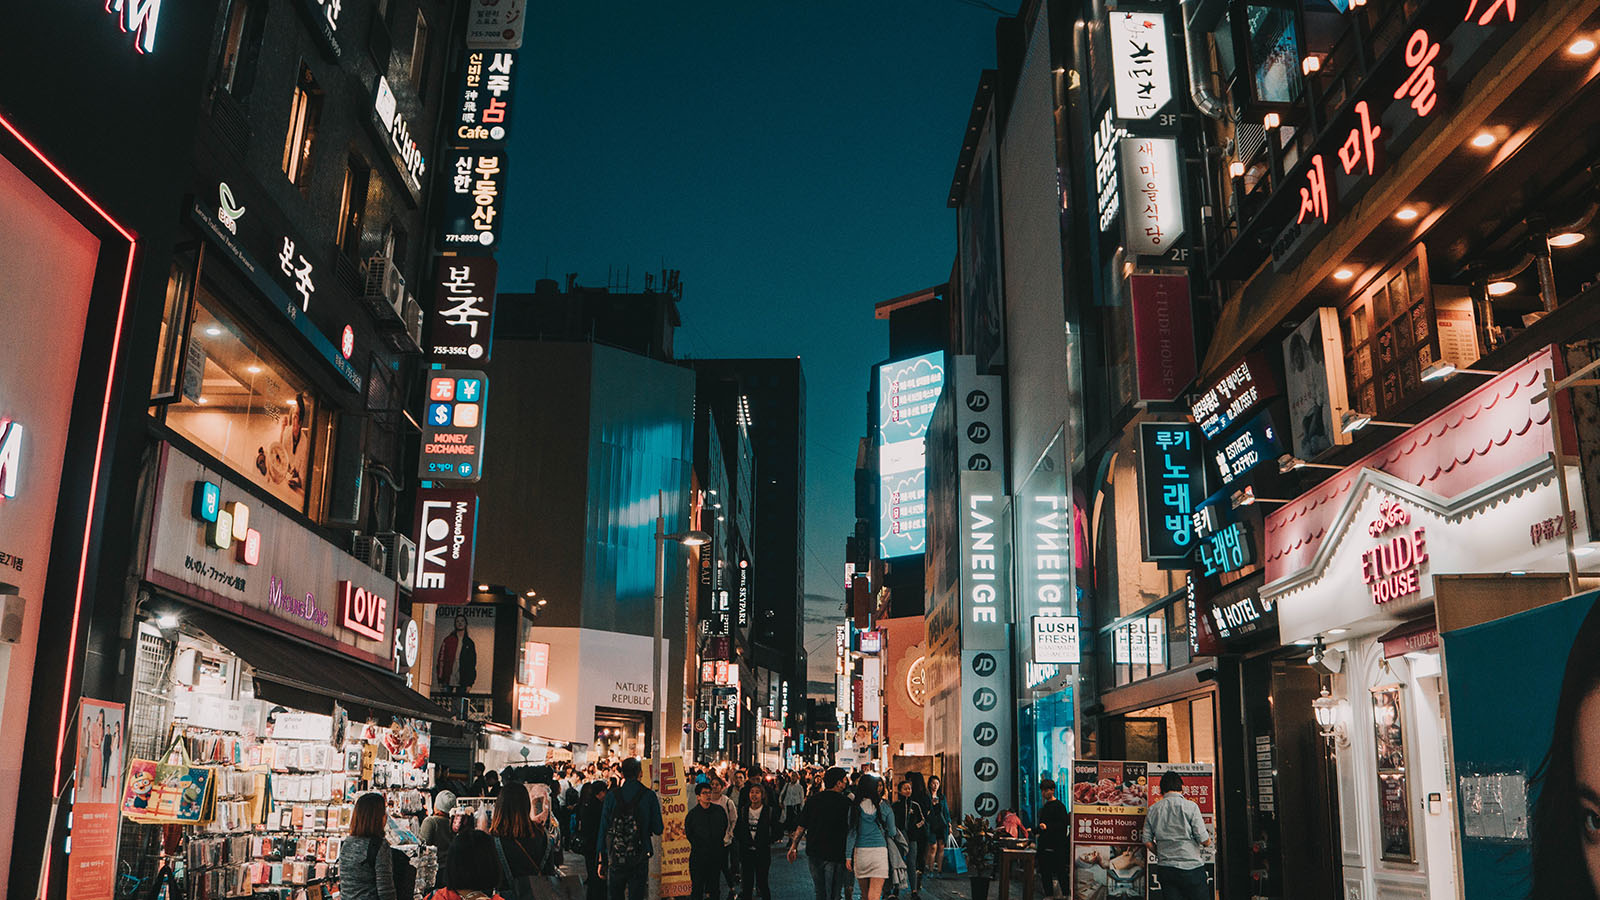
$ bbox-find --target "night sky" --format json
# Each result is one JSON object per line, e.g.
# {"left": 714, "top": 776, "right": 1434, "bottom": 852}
{"left": 500, "top": 2, "right": 1002, "bottom": 688}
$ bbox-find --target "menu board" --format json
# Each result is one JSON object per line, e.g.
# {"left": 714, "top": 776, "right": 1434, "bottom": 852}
{"left": 1371, "top": 685, "right": 1414, "bottom": 861}
{"left": 1070, "top": 760, "right": 1149, "bottom": 900}
{"left": 1343, "top": 245, "right": 1437, "bottom": 418}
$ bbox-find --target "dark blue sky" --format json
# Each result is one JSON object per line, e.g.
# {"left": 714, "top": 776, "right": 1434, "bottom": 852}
{"left": 500, "top": 2, "right": 1001, "bottom": 679}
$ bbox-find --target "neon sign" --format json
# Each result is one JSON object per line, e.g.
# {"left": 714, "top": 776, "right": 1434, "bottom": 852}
{"left": 339, "top": 580, "right": 389, "bottom": 641}
{"left": 1360, "top": 497, "right": 1428, "bottom": 605}
{"left": 105, "top": 0, "right": 161, "bottom": 54}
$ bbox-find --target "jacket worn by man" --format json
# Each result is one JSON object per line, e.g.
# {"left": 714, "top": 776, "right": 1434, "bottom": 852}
{"left": 598, "top": 779, "right": 665, "bottom": 865}
{"left": 685, "top": 803, "right": 731, "bottom": 860}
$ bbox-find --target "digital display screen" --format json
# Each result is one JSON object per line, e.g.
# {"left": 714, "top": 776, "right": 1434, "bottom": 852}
{"left": 878, "top": 352, "right": 945, "bottom": 558}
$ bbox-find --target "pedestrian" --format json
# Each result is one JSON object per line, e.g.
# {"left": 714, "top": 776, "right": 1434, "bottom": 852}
{"left": 471, "top": 763, "right": 489, "bottom": 796}
{"left": 578, "top": 782, "right": 609, "bottom": 900}
{"left": 997, "top": 809, "right": 1029, "bottom": 840}
{"left": 1035, "top": 779, "right": 1069, "bottom": 899}
{"left": 788, "top": 766, "right": 850, "bottom": 900}
{"left": 923, "top": 777, "right": 949, "bottom": 875}
{"left": 686, "top": 783, "right": 731, "bottom": 900}
{"left": 488, "top": 781, "right": 549, "bottom": 900}
{"left": 781, "top": 773, "right": 805, "bottom": 836}
{"left": 428, "top": 826, "right": 503, "bottom": 900}
{"left": 890, "top": 781, "right": 926, "bottom": 900}
{"left": 484, "top": 770, "right": 502, "bottom": 797}
{"left": 341, "top": 792, "right": 399, "bottom": 900}
{"left": 420, "top": 791, "right": 459, "bottom": 890}
{"left": 845, "top": 774, "right": 900, "bottom": 900}
{"left": 710, "top": 775, "right": 740, "bottom": 900}
{"left": 1142, "top": 771, "right": 1212, "bottom": 900}
{"left": 737, "top": 782, "right": 781, "bottom": 900}
{"left": 598, "top": 757, "right": 664, "bottom": 900}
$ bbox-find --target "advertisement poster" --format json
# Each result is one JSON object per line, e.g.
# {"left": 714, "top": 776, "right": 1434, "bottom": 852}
{"left": 1070, "top": 760, "right": 1148, "bottom": 900}
{"left": 432, "top": 604, "right": 496, "bottom": 696}
{"left": 1282, "top": 308, "right": 1349, "bottom": 458}
{"left": 652, "top": 758, "right": 693, "bottom": 896}
{"left": 1146, "top": 763, "right": 1217, "bottom": 900}
{"left": 67, "top": 699, "right": 125, "bottom": 899}
{"left": 1441, "top": 589, "right": 1600, "bottom": 900}
{"left": 1370, "top": 685, "right": 1412, "bottom": 860}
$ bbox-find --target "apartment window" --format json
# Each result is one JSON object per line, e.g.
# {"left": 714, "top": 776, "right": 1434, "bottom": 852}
{"left": 281, "top": 64, "right": 323, "bottom": 187}
{"left": 150, "top": 256, "right": 198, "bottom": 402}
{"left": 337, "top": 155, "right": 371, "bottom": 260}
{"left": 216, "top": 0, "right": 264, "bottom": 96}
{"left": 165, "top": 285, "right": 324, "bottom": 511}
{"left": 408, "top": 12, "right": 431, "bottom": 96}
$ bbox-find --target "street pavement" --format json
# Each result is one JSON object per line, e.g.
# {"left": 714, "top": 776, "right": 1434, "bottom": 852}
{"left": 761, "top": 845, "right": 1030, "bottom": 900}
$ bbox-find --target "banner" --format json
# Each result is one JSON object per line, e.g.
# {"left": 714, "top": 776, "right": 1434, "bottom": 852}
{"left": 1146, "top": 763, "right": 1217, "bottom": 900}
{"left": 1070, "top": 760, "right": 1149, "bottom": 900}
{"left": 653, "top": 758, "right": 693, "bottom": 897}
{"left": 67, "top": 699, "right": 125, "bottom": 899}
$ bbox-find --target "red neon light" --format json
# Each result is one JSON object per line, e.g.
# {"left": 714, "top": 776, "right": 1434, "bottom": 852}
{"left": 0, "top": 111, "right": 137, "bottom": 898}
{"left": 1337, "top": 101, "right": 1383, "bottom": 176}
{"left": 1393, "top": 29, "right": 1441, "bottom": 116}
{"left": 1464, "top": 0, "right": 1516, "bottom": 24}
{"left": 1296, "top": 154, "right": 1330, "bottom": 225}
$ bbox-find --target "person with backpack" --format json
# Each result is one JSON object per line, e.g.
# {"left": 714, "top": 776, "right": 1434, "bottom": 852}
{"left": 686, "top": 783, "right": 731, "bottom": 900}
{"left": 488, "top": 783, "right": 549, "bottom": 900}
{"left": 342, "top": 792, "right": 409, "bottom": 900}
{"left": 597, "top": 757, "right": 664, "bottom": 900}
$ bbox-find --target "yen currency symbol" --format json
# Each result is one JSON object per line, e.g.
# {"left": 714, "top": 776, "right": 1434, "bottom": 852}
{"left": 966, "top": 390, "right": 990, "bottom": 412}
{"left": 973, "top": 688, "right": 998, "bottom": 711}
{"left": 974, "top": 793, "right": 1000, "bottom": 816}
{"left": 966, "top": 422, "right": 991, "bottom": 444}
{"left": 973, "top": 722, "right": 999, "bottom": 747}
{"left": 971, "top": 653, "right": 997, "bottom": 677}
{"left": 974, "top": 758, "right": 1000, "bottom": 782}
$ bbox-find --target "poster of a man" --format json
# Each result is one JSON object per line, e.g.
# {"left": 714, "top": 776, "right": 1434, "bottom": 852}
{"left": 435, "top": 613, "right": 478, "bottom": 692}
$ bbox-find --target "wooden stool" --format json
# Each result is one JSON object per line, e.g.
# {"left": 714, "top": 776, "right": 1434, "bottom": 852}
{"left": 997, "top": 847, "right": 1037, "bottom": 900}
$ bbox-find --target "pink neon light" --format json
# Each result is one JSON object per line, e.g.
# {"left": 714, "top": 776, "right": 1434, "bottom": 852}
{"left": 0, "top": 111, "right": 137, "bottom": 897}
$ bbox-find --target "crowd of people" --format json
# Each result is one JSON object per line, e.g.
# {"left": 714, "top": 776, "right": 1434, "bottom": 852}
{"left": 341, "top": 758, "right": 1210, "bottom": 900}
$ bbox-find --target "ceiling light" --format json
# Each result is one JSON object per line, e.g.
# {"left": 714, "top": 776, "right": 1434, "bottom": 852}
{"left": 157, "top": 614, "right": 179, "bottom": 629}
{"left": 525, "top": 590, "right": 536, "bottom": 597}
{"left": 196, "top": 397, "right": 209, "bottom": 405}
{"left": 1229, "top": 161, "right": 1246, "bottom": 178}
{"left": 1549, "top": 232, "right": 1585, "bottom": 248}
{"left": 285, "top": 398, "right": 298, "bottom": 405}
{"left": 1569, "top": 36, "right": 1598, "bottom": 55}
{"left": 477, "top": 583, "right": 490, "bottom": 591}
{"left": 1334, "top": 268, "right": 1355, "bottom": 281}
{"left": 1470, "top": 131, "right": 1497, "bottom": 148}
{"left": 1293, "top": 639, "right": 1316, "bottom": 646}
{"left": 1488, "top": 280, "right": 1517, "bottom": 296}
{"left": 246, "top": 365, "right": 262, "bottom": 374}
{"left": 537, "top": 599, "right": 547, "bottom": 606}
{"left": 205, "top": 326, "right": 222, "bottom": 337}
{"left": 1328, "top": 628, "right": 1349, "bottom": 635}
{"left": 1395, "top": 207, "right": 1419, "bottom": 222}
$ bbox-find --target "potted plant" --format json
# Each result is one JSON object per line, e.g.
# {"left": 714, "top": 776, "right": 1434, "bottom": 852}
{"left": 958, "top": 814, "right": 1000, "bottom": 900}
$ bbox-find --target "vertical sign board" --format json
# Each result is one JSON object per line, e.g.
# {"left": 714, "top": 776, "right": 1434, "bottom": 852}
{"left": 960, "top": 469, "right": 1010, "bottom": 650}
{"left": 1138, "top": 423, "right": 1205, "bottom": 563}
{"left": 420, "top": 371, "right": 488, "bottom": 481}
{"left": 372, "top": 78, "right": 428, "bottom": 205}
{"left": 438, "top": 150, "right": 506, "bottom": 251}
{"left": 1108, "top": 10, "right": 1174, "bottom": 120}
{"left": 655, "top": 759, "right": 693, "bottom": 896}
{"left": 878, "top": 352, "right": 946, "bottom": 558}
{"left": 1129, "top": 273, "right": 1197, "bottom": 403}
{"left": 412, "top": 486, "right": 479, "bottom": 605}
{"left": 451, "top": 51, "right": 517, "bottom": 146}
{"left": 1119, "top": 138, "right": 1185, "bottom": 256}
{"left": 960, "top": 649, "right": 1012, "bottom": 820}
{"left": 1069, "top": 760, "right": 1150, "bottom": 900}
{"left": 427, "top": 257, "right": 498, "bottom": 363}
{"left": 466, "top": 0, "right": 526, "bottom": 49}
{"left": 952, "top": 356, "right": 1005, "bottom": 475}
{"left": 1282, "top": 307, "right": 1352, "bottom": 458}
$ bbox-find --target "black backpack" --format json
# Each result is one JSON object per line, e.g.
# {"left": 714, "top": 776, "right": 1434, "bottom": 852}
{"left": 605, "top": 786, "right": 649, "bottom": 868}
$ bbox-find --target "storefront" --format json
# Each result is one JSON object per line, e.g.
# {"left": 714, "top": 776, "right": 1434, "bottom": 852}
{"left": 116, "top": 441, "right": 453, "bottom": 895}
{"left": 1260, "top": 346, "right": 1587, "bottom": 900}
{"left": 523, "top": 626, "right": 658, "bottom": 766}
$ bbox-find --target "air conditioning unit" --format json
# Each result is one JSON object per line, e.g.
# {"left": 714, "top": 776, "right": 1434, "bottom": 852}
{"left": 352, "top": 534, "right": 389, "bottom": 576}
{"left": 402, "top": 294, "right": 424, "bottom": 350}
{"left": 363, "top": 254, "right": 406, "bottom": 322}
{"left": 378, "top": 532, "right": 418, "bottom": 591}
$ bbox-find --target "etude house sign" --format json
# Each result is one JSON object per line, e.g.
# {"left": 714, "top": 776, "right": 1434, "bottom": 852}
{"left": 1361, "top": 496, "right": 1428, "bottom": 605}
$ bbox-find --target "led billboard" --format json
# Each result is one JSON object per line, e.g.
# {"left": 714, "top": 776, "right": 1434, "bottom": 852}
{"left": 878, "top": 352, "right": 945, "bottom": 558}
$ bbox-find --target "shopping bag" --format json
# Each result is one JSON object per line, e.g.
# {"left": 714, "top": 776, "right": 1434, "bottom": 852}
{"left": 944, "top": 846, "right": 968, "bottom": 875}
{"left": 122, "top": 735, "right": 215, "bottom": 825}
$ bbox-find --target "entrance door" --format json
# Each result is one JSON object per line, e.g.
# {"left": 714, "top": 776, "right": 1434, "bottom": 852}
{"left": 1270, "top": 660, "right": 1343, "bottom": 900}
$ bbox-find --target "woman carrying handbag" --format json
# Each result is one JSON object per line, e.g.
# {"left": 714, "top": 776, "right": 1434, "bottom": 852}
{"left": 489, "top": 785, "right": 550, "bottom": 900}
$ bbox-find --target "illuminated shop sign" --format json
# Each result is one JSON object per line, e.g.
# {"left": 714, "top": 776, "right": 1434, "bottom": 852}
{"left": 374, "top": 78, "right": 428, "bottom": 203}
{"left": 1094, "top": 108, "right": 1125, "bottom": 232}
{"left": 878, "top": 352, "right": 945, "bottom": 558}
{"left": 339, "top": 580, "right": 390, "bottom": 641}
{"left": 1031, "top": 615, "right": 1081, "bottom": 665}
{"left": 191, "top": 481, "right": 261, "bottom": 565}
{"left": 859, "top": 630, "right": 882, "bottom": 653}
{"left": 420, "top": 371, "right": 488, "bottom": 481}
{"left": 453, "top": 51, "right": 517, "bottom": 145}
{"left": 440, "top": 150, "right": 506, "bottom": 250}
{"left": 0, "top": 418, "right": 22, "bottom": 499}
{"left": 427, "top": 257, "right": 498, "bottom": 362}
{"left": 1361, "top": 497, "right": 1428, "bottom": 605}
{"left": 737, "top": 558, "right": 750, "bottom": 627}
{"left": 1139, "top": 423, "right": 1206, "bottom": 563}
{"left": 268, "top": 574, "right": 327, "bottom": 628}
{"left": 1119, "top": 137, "right": 1185, "bottom": 256}
{"left": 1211, "top": 408, "right": 1281, "bottom": 488}
{"left": 413, "top": 485, "right": 478, "bottom": 604}
{"left": 1209, "top": 590, "right": 1273, "bottom": 640}
{"left": 293, "top": 0, "right": 344, "bottom": 58}
{"left": 105, "top": 0, "right": 161, "bottom": 54}
{"left": 1109, "top": 10, "right": 1174, "bottom": 120}
{"left": 1197, "top": 520, "right": 1255, "bottom": 578}
{"left": 1129, "top": 273, "right": 1197, "bottom": 403}
{"left": 960, "top": 469, "right": 1010, "bottom": 650}
{"left": 1189, "top": 354, "right": 1276, "bottom": 439}
{"left": 466, "top": 0, "right": 526, "bottom": 49}
{"left": 836, "top": 624, "right": 848, "bottom": 675}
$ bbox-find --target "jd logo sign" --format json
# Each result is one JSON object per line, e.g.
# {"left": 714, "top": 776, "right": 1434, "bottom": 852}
{"left": 972, "top": 687, "right": 998, "bottom": 712}
{"left": 971, "top": 652, "right": 997, "bottom": 677}
{"left": 973, "top": 722, "right": 999, "bottom": 746}
{"left": 973, "top": 792, "right": 1000, "bottom": 816}
{"left": 973, "top": 757, "right": 1000, "bottom": 781}
{"left": 966, "top": 390, "right": 990, "bottom": 412}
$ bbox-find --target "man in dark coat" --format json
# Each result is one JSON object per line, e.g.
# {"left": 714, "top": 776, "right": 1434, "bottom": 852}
{"left": 686, "top": 783, "right": 731, "bottom": 900}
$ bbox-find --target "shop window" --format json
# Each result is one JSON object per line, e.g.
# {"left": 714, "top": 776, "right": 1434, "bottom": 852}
{"left": 164, "top": 285, "right": 323, "bottom": 511}
{"left": 281, "top": 64, "right": 323, "bottom": 188}
{"left": 1243, "top": 5, "right": 1304, "bottom": 106}
{"left": 150, "top": 256, "right": 197, "bottom": 402}
{"left": 216, "top": 0, "right": 265, "bottom": 98}
{"left": 336, "top": 154, "right": 371, "bottom": 261}
{"left": 1342, "top": 245, "right": 1436, "bottom": 417}
{"left": 408, "top": 12, "right": 431, "bottom": 98}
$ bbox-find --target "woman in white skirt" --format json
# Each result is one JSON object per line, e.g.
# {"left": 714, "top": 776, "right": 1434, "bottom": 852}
{"left": 845, "top": 775, "right": 900, "bottom": 900}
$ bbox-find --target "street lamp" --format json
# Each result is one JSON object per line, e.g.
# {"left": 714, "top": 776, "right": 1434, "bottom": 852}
{"left": 654, "top": 494, "right": 710, "bottom": 764}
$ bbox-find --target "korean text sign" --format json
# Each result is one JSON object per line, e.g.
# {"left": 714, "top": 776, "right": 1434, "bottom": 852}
{"left": 1139, "top": 423, "right": 1205, "bottom": 563}
{"left": 427, "top": 257, "right": 498, "bottom": 362}
{"left": 439, "top": 150, "right": 506, "bottom": 250}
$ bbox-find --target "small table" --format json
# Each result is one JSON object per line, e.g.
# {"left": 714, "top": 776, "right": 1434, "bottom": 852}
{"left": 997, "top": 846, "right": 1037, "bottom": 900}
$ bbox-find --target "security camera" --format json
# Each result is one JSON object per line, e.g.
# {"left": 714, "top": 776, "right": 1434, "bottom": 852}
{"left": 1309, "top": 638, "right": 1343, "bottom": 676}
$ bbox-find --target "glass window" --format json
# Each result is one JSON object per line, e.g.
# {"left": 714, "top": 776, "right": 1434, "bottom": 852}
{"left": 216, "top": 0, "right": 263, "bottom": 96}
{"left": 409, "top": 12, "right": 431, "bottom": 96}
{"left": 151, "top": 256, "right": 197, "bottom": 401}
{"left": 282, "top": 64, "right": 322, "bottom": 188}
{"left": 337, "top": 155, "right": 371, "bottom": 260}
{"left": 166, "top": 285, "right": 321, "bottom": 511}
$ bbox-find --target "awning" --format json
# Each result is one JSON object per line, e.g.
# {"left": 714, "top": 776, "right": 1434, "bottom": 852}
{"left": 1377, "top": 616, "right": 1440, "bottom": 659}
{"left": 184, "top": 607, "right": 455, "bottom": 724}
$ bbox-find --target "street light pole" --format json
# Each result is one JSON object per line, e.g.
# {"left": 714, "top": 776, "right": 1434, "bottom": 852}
{"left": 653, "top": 499, "right": 667, "bottom": 765}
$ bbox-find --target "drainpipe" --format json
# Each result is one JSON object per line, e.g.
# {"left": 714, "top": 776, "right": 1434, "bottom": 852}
{"left": 1182, "top": 0, "right": 1226, "bottom": 119}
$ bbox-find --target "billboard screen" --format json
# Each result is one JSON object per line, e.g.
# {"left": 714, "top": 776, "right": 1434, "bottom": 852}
{"left": 878, "top": 352, "right": 945, "bottom": 558}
